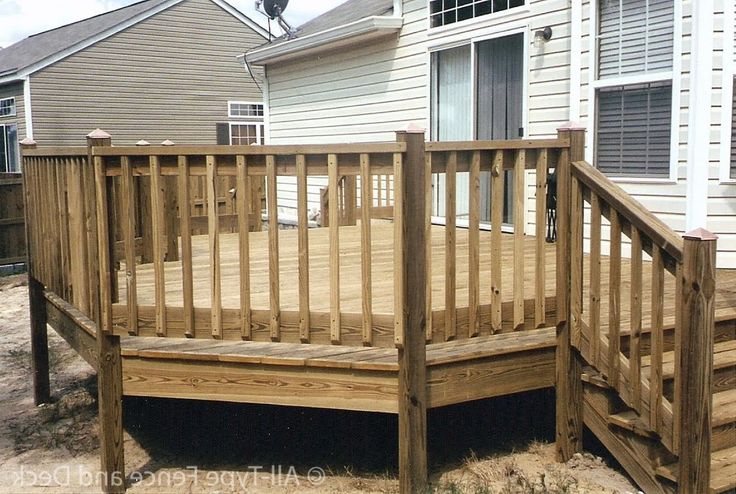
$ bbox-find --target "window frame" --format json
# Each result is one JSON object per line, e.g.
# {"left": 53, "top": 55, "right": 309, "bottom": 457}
{"left": 0, "top": 97, "right": 16, "bottom": 118}
{"left": 227, "top": 101, "right": 264, "bottom": 120}
{"left": 228, "top": 122, "right": 265, "bottom": 146}
{"left": 427, "top": 0, "right": 529, "bottom": 35}
{"left": 0, "top": 123, "right": 20, "bottom": 173}
{"left": 587, "top": 0, "right": 680, "bottom": 183}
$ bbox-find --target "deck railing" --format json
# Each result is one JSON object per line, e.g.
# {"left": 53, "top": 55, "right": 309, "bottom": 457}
{"left": 562, "top": 157, "right": 717, "bottom": 491}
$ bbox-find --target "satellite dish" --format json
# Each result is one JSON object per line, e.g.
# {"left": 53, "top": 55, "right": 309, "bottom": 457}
{"left": 263, "top": 0, "right": 288, "bottom": 20}
{"left": 256, "top": 0, "right": 296, "bottom": 39}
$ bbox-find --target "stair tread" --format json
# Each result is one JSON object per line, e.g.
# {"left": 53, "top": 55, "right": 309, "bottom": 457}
{"left": 607, "top": 410, "right": 657, "bottom": 438}
{"left": 656, "top": 446, "right": 736, "bottom": 493}
{"left": 642, "top": 340, "right": 736, "bottom": 380}
{"left": 713, "top": 389, "right": 736, "bottom": 428}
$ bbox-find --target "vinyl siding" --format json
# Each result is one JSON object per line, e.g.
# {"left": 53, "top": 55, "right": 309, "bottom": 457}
{"left": 0, "top": 81, "right": 26, "bottom": 141}
{"left": 264, "top": 0, "right": 736, "bottom": 267}
{"left": 30, "top": 0, "right": 265, "bottom": 146}
{"left": 267, "top": 0, "right": 575, "bottom": 222}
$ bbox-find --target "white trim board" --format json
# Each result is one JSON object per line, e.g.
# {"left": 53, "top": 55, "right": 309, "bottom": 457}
{"left": 720, "top": 0, "right": 735, "bottom": 183}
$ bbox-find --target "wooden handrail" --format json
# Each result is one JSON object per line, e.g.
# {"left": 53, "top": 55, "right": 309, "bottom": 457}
{"left": 87, "top": 142, "right": 407, "bottom": 156}
{"left": 570, "top": 160, "right": 683, "bottom": 264}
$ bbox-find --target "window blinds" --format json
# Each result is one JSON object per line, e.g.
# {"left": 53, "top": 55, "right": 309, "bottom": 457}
{"left": 597, "top": 83, "right": 672, "bottom": 177}
{"left": 598, "top": 0, "right": 674, "bottom": 78}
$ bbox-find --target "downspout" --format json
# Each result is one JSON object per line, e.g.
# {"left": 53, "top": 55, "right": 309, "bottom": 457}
{"left": 685, "top": 1, "right": 714, "bottom": 231}
{"left": 23, "top": 76, "right": 34, "bottom": 139}
{"left": 393, "top": 0, "right": 403, "bottom": 18}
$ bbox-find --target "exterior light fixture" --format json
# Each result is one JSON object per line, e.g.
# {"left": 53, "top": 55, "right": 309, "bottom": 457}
{"left": 533, "top": 26, "right": 553, "bottom": 48}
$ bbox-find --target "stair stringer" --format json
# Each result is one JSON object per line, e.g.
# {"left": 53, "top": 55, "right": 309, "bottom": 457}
{"left": 583, "top": 382, "right": 677, "bottom": 494}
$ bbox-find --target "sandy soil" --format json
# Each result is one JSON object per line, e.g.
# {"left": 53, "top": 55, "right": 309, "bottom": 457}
{"left": 0, "top": 274, "right": 641, "bottom": 493}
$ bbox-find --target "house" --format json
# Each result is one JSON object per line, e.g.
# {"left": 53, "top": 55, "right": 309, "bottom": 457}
{"left": 246, "top": 0, "right": 736, "bottom": 269}
{"left": 0, "top": 0, "right": 270, "bottom": 173}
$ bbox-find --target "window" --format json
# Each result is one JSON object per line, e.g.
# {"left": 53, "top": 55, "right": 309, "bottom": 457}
{"left": 228, "top": 102, "right": 264, "bottom": 118}
{"left": 0, "top": 97, "right": 15, "bottom": 117}
{"left": 594, "top": 0, "right": 674, "bottom": 178}
{"left": 0, "top": 124, "right": 19, "bottom": 173}
{"left": 230, "top": 123, "right": 265, "bottom": 145}
{"left": 219, "top": 101, "right": 266, "bottom": 145}
{"left": 430, "top": 0, "right": 524, "bottom": 28}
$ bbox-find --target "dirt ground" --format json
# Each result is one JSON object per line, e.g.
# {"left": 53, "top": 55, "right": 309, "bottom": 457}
{"left": 0, "top": 273, "right": 641, "bottom": 493}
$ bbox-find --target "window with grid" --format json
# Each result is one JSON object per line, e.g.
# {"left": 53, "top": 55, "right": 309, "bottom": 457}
{"left": 228, "top": 102, "right": 264, "bottom": 118}
{"left": 429, "top": 0, "right": 524, "bottom": 28}
{"left": 0, "top": 97, "right": 15, "bottom": 117}
{"left": 595, "top": 0, "right": 674, "bottom": 178}
{"left": 230, "top": 123, "right": 265, "bottom": 145}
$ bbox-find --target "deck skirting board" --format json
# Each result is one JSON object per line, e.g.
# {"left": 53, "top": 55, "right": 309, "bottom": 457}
{"left": 122, "top": 357, "right": 400, "bottom": 413}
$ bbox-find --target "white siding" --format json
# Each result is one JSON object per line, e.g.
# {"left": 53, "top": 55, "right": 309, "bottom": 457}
{"left": 265, "top": 0, "right": 736, "bottom": 267}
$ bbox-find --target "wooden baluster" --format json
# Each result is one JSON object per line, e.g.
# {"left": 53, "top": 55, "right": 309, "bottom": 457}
{"left": 608, "top": 211, "right": 622, "bottom": 390}
{"left": 630, "top": 227, "right": 643, "bottom": 411}
{"left": 490, "top": 150, "right": 504, "bottom": 333}
{"left": 328, "top": 154, "right": 341, "bottom": 344}
{"left": 673, "top": 262, "right": 684, "bottom": 453}
{"left": 570, "top": 177, "right": 583, "bottom": 347}
{"left": 94, "top": 156, "right": 113, "bottom": 334}
{"left": 468, "top": 151, "right": 480, "bottom": 337}
{"left": 178, "top": 156, "right": 194, "bottom": 337}
{"left": 649, "top": 245, "right": 664, "bottom": 433}
{"left": 207, "top": 155, "right": 222, "bottom": 338}
{"left": 149, "top": 156, "right": 167, "bottom": 336}
{"left": 513, "top": 150, "right": 526, "bottom": 331}
{"left": 360, "top": 154, "right": 373, "bottom": 345}
{"left": 534, "top": 149, "right": 548, "bottom": 328}
{"left": 589, "top": 194, "right": 602, "bottom": 367}
{"left": 267, "top": 155, "right": 280, "bottom": 341}
{"left": 445, "top": 151, "right": 457, "bottom": 340}
{"left": 425, "top": 152, "right": 433, "bottom": 341}
{"left": 236, "top": 155, "right": 252, "bottom": 340}
{"left": 297, "top": 154, "right": 311, "bottom": 342}
{"left": 120, "top": 157, "right": 138, "bottom": 335}
{"left": 393, "top": 152, "right": 405, "bottom": 348}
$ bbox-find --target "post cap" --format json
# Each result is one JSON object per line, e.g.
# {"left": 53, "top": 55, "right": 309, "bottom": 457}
{"left": 397, "top": 122, "right": 426, "bottom": 134}
{"left": 161, "top": 139, "right": 175, "bottom": 146}
{"left": 557, "top": 121, "right": 587, "bottom": 132}
{"left": 683, "top": 228, "right": 718, "bottom": 241}
{"left": 19, "top": 137, "right": 37, "bottom": 147}
{"left": 135, "top": 140, "right": 150, "bottom": 146}
{"left": 86, "top": 128, "right": 111, "bottom": 139}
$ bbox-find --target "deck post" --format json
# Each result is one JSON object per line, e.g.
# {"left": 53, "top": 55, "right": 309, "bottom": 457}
{"left": 22, "top": 137, "right": 52, "bottom": 405}
{"left": 677, "top": 228, "right": 717, "bottom": 494}
{"left": 555, "top": 124, "right": 585, "bottom": 461}
{"left": 87, "top": 131, "right": 126, "bottom": 494}
{"left": 395, "top": 126, "right": 428, "bottom": 494}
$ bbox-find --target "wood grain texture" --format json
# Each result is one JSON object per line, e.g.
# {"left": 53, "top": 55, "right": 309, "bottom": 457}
{"left": 445, "top": 151, "right": 457, "bottom": 340}
{"left": 535, "top": 149, "right": 548, "bottom": 328}
{"left": 267, "top": 155, "right": 280, "bottom": 341}
{"left": 513, "top": 150, "right": 526, "bottom": 331}
{"left": 360, "top": 154, "right": 373, "bottom": 346}
{"left": 207, "top": 156, "right": 222, "bottom": 338}
{"left": 236, "top": 155, "right": 252, "bottom": 340}
{"left": 328, "top": 154, "right": 341, "bottom": 344}
{"left": 149, "top": 156, "right": 167, "bottom": 336}
{"left": 491, "top": 150, "right": 504, "bottom": 333}
{"left": 468, "top": 151, "right": 481, "bottom": 337}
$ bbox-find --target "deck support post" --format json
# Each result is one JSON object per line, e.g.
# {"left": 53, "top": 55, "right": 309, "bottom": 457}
{"left": 396, "top": 127, "right": 428, "bottom": 494}
{"left": 87, "top": 131, "right": 126, "bottom": 493}
{"left": 29, "top": 276, "right": 51, "bottom": 405}
{"left": 555, "top": 124, "right": 586, "bottom": 461}
{"left": 677, "top": 229, "right": 717, "bottom": 494}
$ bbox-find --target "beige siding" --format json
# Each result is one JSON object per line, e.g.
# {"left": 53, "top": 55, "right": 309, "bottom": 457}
{"left": 0, "top": 81, "right": 26, "bottom": 141}
{"left": 30, "top": 0, "right": 265, "bottom": 146}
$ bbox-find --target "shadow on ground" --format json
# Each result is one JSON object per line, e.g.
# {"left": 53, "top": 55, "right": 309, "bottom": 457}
{"left": 123, "top": 388, "right": 560, "bottom": 477}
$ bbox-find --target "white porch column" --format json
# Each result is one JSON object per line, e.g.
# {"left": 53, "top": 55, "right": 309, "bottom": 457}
{"left": 685, "top": 2, "right": 715, "bottom": 230}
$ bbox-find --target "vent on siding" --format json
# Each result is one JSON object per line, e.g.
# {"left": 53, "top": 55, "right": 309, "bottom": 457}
{"left": 596, "top": 82, "right": 672, "bottom": 177}
{"left": 598, "top": 0, "right": 674, "bottom": 78}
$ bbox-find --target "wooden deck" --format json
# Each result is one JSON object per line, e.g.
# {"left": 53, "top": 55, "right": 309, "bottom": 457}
{"left": 114, "top": 223, "right": 736, "bottom": 341}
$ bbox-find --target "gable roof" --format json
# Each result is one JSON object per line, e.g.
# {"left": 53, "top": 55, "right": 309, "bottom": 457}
{"left": 0, "top": 0, "right": 269, "bottom": 81}
{"left": 247, "top": 0, "right": 399, "bottom": 65}
{"left": 280, "top": 0, "right": 393, "bottom": 44}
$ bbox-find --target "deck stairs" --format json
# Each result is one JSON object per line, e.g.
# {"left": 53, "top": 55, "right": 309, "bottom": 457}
{"left": 581, "top": 318, "right": 736, "bottom": 493}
